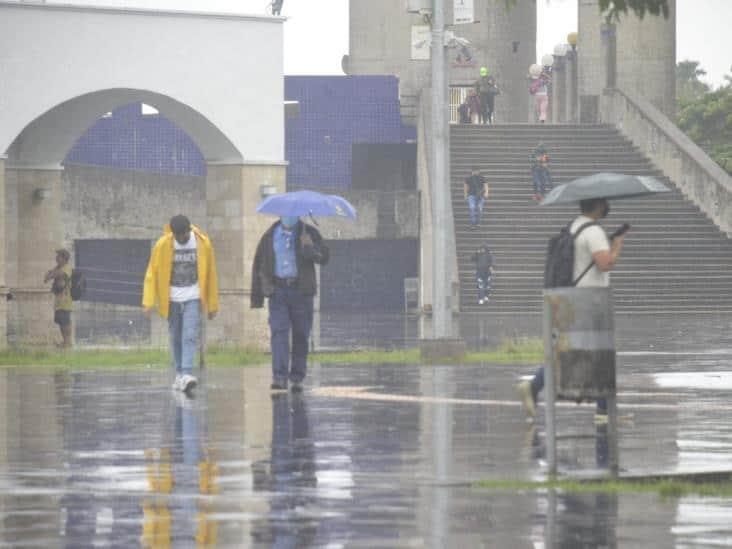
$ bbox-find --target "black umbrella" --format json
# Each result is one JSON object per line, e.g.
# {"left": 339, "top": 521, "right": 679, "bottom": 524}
{"left": 541, "top": 172, "right": 670, "bottom": 205}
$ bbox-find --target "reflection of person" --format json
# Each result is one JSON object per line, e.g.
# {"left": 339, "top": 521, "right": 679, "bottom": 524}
{"left": 44, "top": 248, "right": 73, "bottom": 347}
{"left": 471, "top": 244, "right": 494, "bottom": 305}
{"left": 464, "top": 168, "right": 489, "bottom": 227}
{"left": 143, "top": 215, "right": 219, "bottom": 394}
{"left": 142, "top": 395, "right": 218, "bottom": 547}
{"left": 530, "top": 143, "right": 552, "bottom": 201}
{"left": 251, "top": 217, "right": 329, "bottom": 392}
{"left": 252, "top": 394, "right": 317, "bottom": 546}
{"left": 517, "top": 198, "right": 628, "bottom": 421}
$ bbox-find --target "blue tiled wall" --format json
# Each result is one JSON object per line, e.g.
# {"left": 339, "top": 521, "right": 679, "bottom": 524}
{"left": 64, "top": 76, "right": 415, "bottom": 187}
{"left": 285, "top": 75, "right": 413, "bottom": 189}
{"left": 65, "top": 104, "right": 206, "bottom": 176}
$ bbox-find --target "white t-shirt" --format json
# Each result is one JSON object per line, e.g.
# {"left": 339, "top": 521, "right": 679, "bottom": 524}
{"left": 571, "top": 215, "right": 610, "bottom": 288}
{"left": 170, "top": 234, "right": 201, "bottom": 302}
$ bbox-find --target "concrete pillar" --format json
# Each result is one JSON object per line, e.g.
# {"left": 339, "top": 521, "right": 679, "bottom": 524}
{"left": 579, "top": 0, "right": 676, "bottom": 120}
{"left": 551, "top": 53, "right": 567, "bottom": 123}
{"left": 0, "top": 159, "right": 6, "bottom": 349}
{"left": 347, "top": 0, "right": 536, "bottom": 123}
{"left": 578, "top": 0, "right": 607, "bottom": 123}
{"left": 566, "top": 48, "right": 579, "bottom": 124}
{"left": 603, "top": 23, "right": 617, "bottom": 89}
{"left": 5, "top": 166, "right": 64, "bottom": 345}
{"left": 615, "top": 0, "right": 676, "bottom": 117}
{"left": 205, "top": 163, "right": 286, "bottom": 348}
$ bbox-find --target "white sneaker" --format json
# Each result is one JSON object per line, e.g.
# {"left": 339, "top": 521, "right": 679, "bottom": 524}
{"left": 172, "top": 374, "right": 184, "bottom": 391}
{"left": 180, "top": 374, "right": 198, "bottom": 394}
{"left": 478, "top": 299, "right": 484, "bottom": 305}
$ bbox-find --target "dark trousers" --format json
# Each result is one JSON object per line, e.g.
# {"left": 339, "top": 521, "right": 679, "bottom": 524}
{"left": 531, "top": 366, "right": 607, "bottom": 413}
{"left": 268, "top": 285, "right": 314, "bottom": 385}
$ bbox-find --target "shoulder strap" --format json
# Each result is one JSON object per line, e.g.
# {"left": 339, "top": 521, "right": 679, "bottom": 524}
{"left": 571, "top": 221, "right": 597, "bottom": 239}
{"left": 571, "top": 221, "right": 599, "bottom": 286}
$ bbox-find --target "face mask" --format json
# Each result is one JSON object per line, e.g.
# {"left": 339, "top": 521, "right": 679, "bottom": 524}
{"left": 280, "top": 216, "right": 299, "bottom": 229}
{"left": 601, "top": 202, "right": 610, "bottom": 218}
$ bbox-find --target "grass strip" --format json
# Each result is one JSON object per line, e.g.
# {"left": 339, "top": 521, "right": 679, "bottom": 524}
{"left": 474, "top": 477, "right": 732, "bottom": 499}
{"left": 0, "top": 337, "right": 543, "bottom": 369}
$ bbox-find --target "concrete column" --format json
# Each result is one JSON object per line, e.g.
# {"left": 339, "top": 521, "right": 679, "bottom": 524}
{"left": 602, "top": 23, "right": 617, "bottom": 89}
{"left": 5, "top": 166, "right": 64, "bottom": 345}
{"left": 566, "top": 48, "right": 579, "bottom": 124}
{"left": 578, "top": 0, "right": 607, "bottom": 123}
{"left": 0, "top": 159, "right": 6, "bottom": 349}
{"left": 205, "top": 163, "right": 286, "bottom": 348}
{"left": 551, "top": 54, "right": 567, "bottom": 123}
{"left": 579, "top": 0, "right": 675, "bottom": 119}
{"left": 615, "top": 0, "right": 676, "bottom": 117}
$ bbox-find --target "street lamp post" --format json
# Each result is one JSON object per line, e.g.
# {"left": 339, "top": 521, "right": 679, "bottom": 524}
{"left": 430, "top": 0, "right": 450, "bottom": 339}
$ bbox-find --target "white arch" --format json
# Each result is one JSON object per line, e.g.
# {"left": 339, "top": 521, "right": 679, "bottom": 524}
{"left": 0, "top": 1, "right": 284, "bottom": 167}
{"left": 7, "top": 89, "right": 241, "bottom": 168}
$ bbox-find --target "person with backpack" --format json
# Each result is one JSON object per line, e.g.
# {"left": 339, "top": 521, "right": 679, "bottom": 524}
{"left": 44, "top": 248, "right": 73, "bottom": 347}
{"left": 464, "top": 167, "right": 490, "bottom": 227}
{"left": 471, "top": 244, "right": 494, "bottom": 305}
{"left": 517, "top": 198, "right": 628, "bottom": 422}
{"left": 530, "top": 143, "right": 552, "bottom": 201}
{"left": 143, "top": 215, "right": 219, "bottom": 395}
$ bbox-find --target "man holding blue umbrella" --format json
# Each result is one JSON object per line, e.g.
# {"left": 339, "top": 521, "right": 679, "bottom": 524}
{"left": 251, "top": 215, "right": 330, "bottom": 392}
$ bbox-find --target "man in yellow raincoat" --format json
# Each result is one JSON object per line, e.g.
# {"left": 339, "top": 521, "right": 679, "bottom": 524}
{"left": 143, "top": 215, "right": 219, "bottom": 394}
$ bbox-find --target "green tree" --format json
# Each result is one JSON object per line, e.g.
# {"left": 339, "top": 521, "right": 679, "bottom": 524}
{"left": 677, "top": 60, "right": 710, "bottom": 105}
{"left": 677, "top": 70, "right": 732, "bottom": 175}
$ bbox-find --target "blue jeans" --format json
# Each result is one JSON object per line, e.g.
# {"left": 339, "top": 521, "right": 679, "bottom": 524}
{"left": 477, "top": 272, "right": 492, "bottom": 300}
{"left": 168, "top": 299, "right": 200, "bottom": 375}
{"left": 467, "top": 195, "right": 485, "bottom": 225}
{"left": 531, "top": 366, "right": 607, "bottom": 413}
{"left": 268, "top": 286, "right": 314, "bottom": 385}
{"left": 532, "top": 166, "right": 552, "bottom": 196}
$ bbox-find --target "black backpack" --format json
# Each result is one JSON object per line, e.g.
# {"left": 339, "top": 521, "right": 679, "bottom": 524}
{"left": 70, "top": 269, "right": 86, "bottom": 301}
{"left": 543, "top": 222, "right": 597, "bottom": 288}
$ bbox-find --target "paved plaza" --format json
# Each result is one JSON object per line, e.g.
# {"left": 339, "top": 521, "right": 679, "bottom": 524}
{"left": 2, "top": 315, "right": 732, "bottom": 546}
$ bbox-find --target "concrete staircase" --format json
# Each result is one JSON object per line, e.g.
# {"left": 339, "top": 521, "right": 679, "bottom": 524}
{"left": 451, "top": 124, "right": 732, "bottom": 313}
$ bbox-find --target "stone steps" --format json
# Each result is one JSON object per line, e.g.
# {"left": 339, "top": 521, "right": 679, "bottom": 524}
{"left": 450, "top": 124, "right": 732, "bottom": 314}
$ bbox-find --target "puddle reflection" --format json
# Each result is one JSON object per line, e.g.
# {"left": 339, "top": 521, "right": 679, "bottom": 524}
{"left": 0, "top": 365, "right": 731, "bottom": 547}
{"left": 251, "top": 394, "right": 318, "bottom": 546}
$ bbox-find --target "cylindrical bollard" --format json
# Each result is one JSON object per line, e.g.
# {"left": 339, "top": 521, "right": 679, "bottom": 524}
{"left": 543, "top": 287, "right": 618, "bottom": 476}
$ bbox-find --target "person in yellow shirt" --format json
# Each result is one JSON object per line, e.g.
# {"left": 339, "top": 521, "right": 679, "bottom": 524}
{"left": 44, "top": 248, "right": 73, "bottom": 348}
{"left": 143, "top": 215, "right": 219, "bottom": 394}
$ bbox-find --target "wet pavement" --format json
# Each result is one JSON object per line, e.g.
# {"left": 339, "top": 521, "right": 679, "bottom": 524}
{"left": 2, "top": 316, "right": 732, "bottom": 546}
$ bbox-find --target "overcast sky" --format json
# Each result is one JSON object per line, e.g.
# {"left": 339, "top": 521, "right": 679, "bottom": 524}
{"left": 41, "top": 0, "right": 731, "bottom": 88}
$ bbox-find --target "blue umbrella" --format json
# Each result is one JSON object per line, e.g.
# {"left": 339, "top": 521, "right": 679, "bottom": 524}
{"left": 256, "top": 190, "right": 357, "bottom": 220}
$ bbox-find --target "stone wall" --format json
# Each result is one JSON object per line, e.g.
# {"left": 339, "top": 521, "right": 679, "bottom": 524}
{"left": 61, "top": 163, "right": 207, "bottom": 239}
{"left": 578, "top": 0, "right": 676, "bottom": 122}
{"left": 4, "top": 163, "right": 420, "bottom": 347}
{"left": 346, "top": 0, "right": 535, "bottom": 123}
{"left": 600, "top": 87, "right": 732, "bottom": 236}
